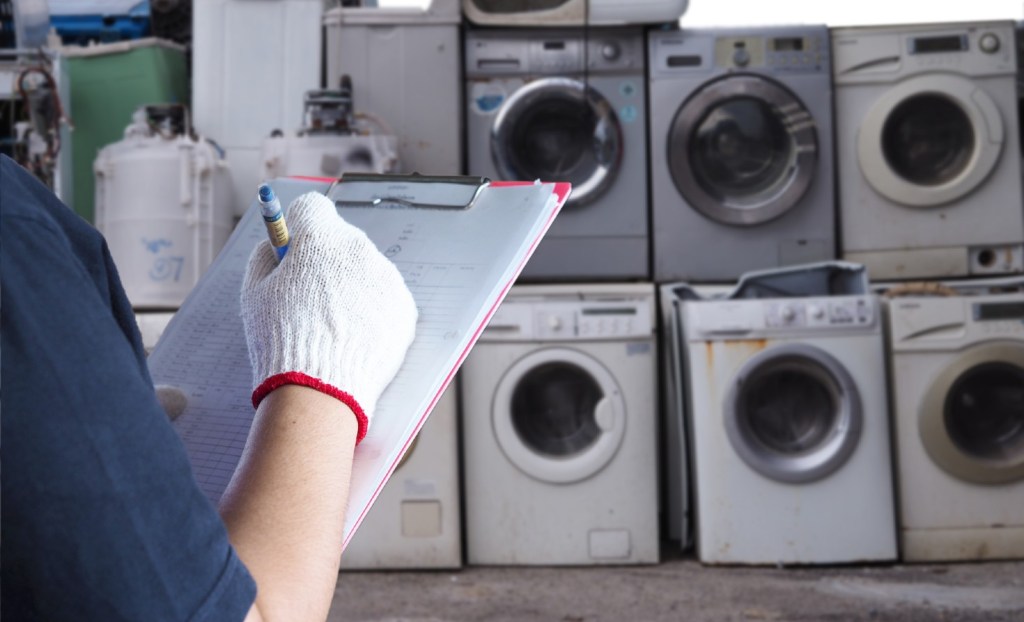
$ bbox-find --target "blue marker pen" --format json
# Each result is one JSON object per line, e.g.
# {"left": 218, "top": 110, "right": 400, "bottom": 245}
{"left": 257, "top": 183, "right": 289, "bottom": 260}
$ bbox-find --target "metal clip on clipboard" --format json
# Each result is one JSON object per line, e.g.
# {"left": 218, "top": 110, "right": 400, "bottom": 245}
{"left": 327, "top": 173, "right": 491, "bottom": 210}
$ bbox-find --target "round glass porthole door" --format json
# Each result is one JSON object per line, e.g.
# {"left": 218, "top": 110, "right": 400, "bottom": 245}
{"left": 491, "top": 77, "right": 621, "bottom": 207}
{"left": 858, "top": 74, "right": 1004, "bottom": 207}
{"left": 492, "top": 348, "right": 626, "bottom": 484}
{"left": 668, "top": 75, "right": 818, "bottom": 226}
{"left": 724, "top": 344, "right": 863, "bottom": 483}
{"left": 919, "top": 343, "right": 1024, "bottom": 484}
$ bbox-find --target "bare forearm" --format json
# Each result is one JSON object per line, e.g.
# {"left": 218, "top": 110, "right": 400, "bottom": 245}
{"left": 219, "top": 385, "right": 358, "bottom": 622}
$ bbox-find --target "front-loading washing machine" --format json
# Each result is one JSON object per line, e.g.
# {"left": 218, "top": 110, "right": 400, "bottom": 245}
{"left": 832, "top": 21, "right": 1024, "bottom": 280}
{"left": 460, "top": 283, "right": 659, "bottom": 565}
{"left": 885, "top": 289, "right": 1024, "bottom": 561}
{"left": 680, "top": 293, "right": 898, "bottom": 564}
{"left": 648, "top": 25, "right": 836, "bottom": 283}
{"left": 464, "top": 27, "right": 649, "bottom": 281}
{"left": 341, "top": 383, "right": 462, "bottom": 570}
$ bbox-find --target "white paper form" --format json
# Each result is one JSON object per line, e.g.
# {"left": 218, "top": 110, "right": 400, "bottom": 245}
{"left": 146, "top": 176, "right": 569, "bottom": 547}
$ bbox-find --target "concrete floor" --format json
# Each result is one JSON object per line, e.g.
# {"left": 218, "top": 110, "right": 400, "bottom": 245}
{"left": 328, "top": 551, "right": 1024, "bottom": 622}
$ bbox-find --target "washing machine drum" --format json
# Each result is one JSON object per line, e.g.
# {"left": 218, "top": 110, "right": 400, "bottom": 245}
{"left": 858, "top": 75, "right": 1005, "bottom": 207}
{"left": 492, "top": 348, "right": 626, "bottom": 484}
{"left": 723, "top": 343, "right": 863, "bottom": 484}
{"left": 668, "top": 74, "right": 819, "bottom": 226}
{"left": 490, "top": 77, "right": 622, "bottom": 207}
{"left": 919, "top": 343, "right": 1024, "bottom": 484}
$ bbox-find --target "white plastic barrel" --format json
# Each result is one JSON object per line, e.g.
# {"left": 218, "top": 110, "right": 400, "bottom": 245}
{"left": 94, "top": 109, "right": 235, "bottom": 310}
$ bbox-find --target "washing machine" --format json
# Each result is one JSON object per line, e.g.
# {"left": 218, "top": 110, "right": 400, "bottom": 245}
{"left": 464, "top": 27, "right": 649, "bottom": 281}
{"left": 680, "top": 293, "right": 898, "bottom": 564}
{"left": 461, "top": 0, "right": 689, "bottom": 28}
{"left": 885, "top": 290, "right": 1024, "bottom": 561}
{"left": 460, "top": 283, "right": 659, "bottom": 565}
{"left": 832, "top": 21, "right": 1024, "bottom": 280}
{"left": 648, "top": 25, "right": 836, "bottom": 283}
{"left": 341, "top": 383, "right": 462, "bottom": 570}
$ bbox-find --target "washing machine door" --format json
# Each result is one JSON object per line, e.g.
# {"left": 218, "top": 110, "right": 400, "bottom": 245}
{"left": 858, "top": 74, "right": 1004, "bottom": 208}
{"left": 723, "top": 343, "right": 863, "bottom": 483}
{"left": 492, "top": 347, "right": 626, "bottom": 484}
{"left": 491, "top": 77, "right": 621, "bottom": 207}
{"left": 667, "top": 74, "right": 818, "bottom": 226}
{"left": 919, "top": 342, "right": 1024, "bottom": 484}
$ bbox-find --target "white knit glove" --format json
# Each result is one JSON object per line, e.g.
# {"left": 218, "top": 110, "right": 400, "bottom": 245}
{"left": 240, "top": 191, "right": 418, "bottom": 443}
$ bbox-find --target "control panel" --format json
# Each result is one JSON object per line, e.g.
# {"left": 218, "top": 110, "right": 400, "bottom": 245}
{"left": 714, "top": 34, "right": 829, "bottom": 72}
{"left": 889, "top": 294, "right": 1024, "bottom": 348}
{"left": 686, "top": 295, "right": 878, "bottom": 338}
{"left": 482, "top": 298, "right": 654, "bottom": 341}
{"left": 465, "top": 29, "right": 643, "bottom": 77}
{"left": 765, "top": 297, "right": 873, "bottom": 329}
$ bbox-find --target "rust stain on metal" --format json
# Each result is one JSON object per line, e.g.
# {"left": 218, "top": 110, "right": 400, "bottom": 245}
{"left": 704, "top": 339, "right": 769, "bottom": 369}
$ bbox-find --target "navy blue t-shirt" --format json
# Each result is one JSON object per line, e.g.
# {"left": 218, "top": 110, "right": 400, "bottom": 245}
{"left": 1, "top": 155, "right": 257, "bottom": 621}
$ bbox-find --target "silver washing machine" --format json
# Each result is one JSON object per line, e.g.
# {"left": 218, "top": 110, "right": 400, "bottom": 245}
{"left": 465, "top": 27, "right": 649, "bottom": 281}
{"left": 832, "top": 21, "right": 1024, "bottom": 280}
{"left": 648, "top": 25, "right": 836, "bottom": 283}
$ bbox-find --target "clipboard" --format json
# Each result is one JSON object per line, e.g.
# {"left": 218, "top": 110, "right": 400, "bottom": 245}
{"left": 146, "top": 173, "right": 571, "bottom": 548}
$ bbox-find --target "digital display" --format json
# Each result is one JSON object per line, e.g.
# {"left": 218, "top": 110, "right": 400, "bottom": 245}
{"left": 543, "top": 41, "right": 566, "bottom": 50}
{"left": 667, "top": 54, "right": 702, "bottom": 67}
{"left": 910, "top": 35, "right": 968, "bottom": 54}
{"left": 582, "top": 307, "right": 637, "bottom": 316}
{"left": 974, "top": 302, "right": 1024, "bottom": 321}
{"left": 771, "top": 38, "right": 804, "bottom": 52}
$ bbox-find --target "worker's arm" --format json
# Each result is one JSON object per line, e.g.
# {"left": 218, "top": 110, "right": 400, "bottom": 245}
{"left": 221, "top": 385, "right": 357, "bottom": 622}
{"left": 229, "top": 191, "right": 418, "bottom": 622}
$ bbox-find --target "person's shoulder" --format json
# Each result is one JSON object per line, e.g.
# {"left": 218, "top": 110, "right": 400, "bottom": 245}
{"left": 1, "top": 154, "right": 95, "bottom": 242}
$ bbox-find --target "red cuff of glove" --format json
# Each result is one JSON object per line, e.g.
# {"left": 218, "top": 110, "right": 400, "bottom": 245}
{"left": 252, "top": 372, "right": 370, "bottom": 444}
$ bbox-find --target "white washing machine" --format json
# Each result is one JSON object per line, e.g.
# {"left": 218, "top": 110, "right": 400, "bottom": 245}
{"left": 648, "top": 25, "right": 836, "bottom": 283}
{"left": 460, "top": 283, "right": 659, "bottom": 565}
{"left": 681, "top": 294, "right": 898, "bottom": 564}
{"left": 464, "top": 27, "right": 649, "bottom": 281}
{"left": 832, "top": 21, "right": 1024, "bottom": 280}
{"left": 341, "top": 383, "right": 462, "bottom": 570}
{"left": 885, "top": 291, "right": 1024, "bottom": 562}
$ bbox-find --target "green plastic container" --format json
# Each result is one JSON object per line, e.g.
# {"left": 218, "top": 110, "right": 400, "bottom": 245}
{"left": 62, "top": 38, "right": 188, "bottom": 223}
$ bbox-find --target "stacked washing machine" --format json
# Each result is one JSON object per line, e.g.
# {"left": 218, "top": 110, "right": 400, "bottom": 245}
{"left": 648, "top": 25, "right": 837, "bottom": 283}
{"left": 648, "top": 23, "right": 897, "bottom": 566}
{"left": 831, "top": 22, "right": 1024, "bottom": 280}
{"left": 656, "top": 18, "right": 1024, "bottom": 566}
{"left": 661, "top": 264, "right": 899, "bottom": 565}
{"left": 458, "top": 0, "right": 688, "bottom": 566}
{"left": 830, "top": 21, "right": 1024, "bottom": 563}
{"left": 881, "top": 277, "right": 1024, "bottom": 562}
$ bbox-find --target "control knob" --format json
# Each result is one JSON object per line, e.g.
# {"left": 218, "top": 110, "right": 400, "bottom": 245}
{"left": 601, "top": 42, "right": 621, "bottom": 61}
{"left": 979, "top": 33, "right": 1000, "bottom": 54}
{"left": 547, "top": 314, "right": 563, "bottom": 332}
